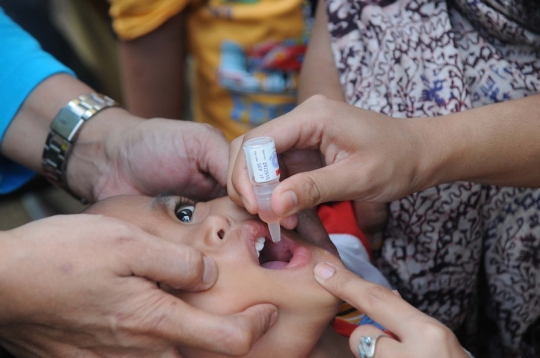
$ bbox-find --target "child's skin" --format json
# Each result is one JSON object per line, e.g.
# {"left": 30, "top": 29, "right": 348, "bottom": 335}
{"left": 86, "top": 195, "right": 353, "bottom": 357}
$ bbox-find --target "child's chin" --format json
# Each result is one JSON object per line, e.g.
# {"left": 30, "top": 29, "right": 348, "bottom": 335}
{"left": 310, "top": 254, "right": 345, "bottom": 308}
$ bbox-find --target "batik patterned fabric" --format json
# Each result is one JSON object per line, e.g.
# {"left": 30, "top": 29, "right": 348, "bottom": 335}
{"left": 325, "top": 0, "right": 540, "bottom": 356}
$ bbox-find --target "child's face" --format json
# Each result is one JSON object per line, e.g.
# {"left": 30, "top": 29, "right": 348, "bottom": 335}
{"left": 87, "top": 195, "right": 343, "bottom": 357}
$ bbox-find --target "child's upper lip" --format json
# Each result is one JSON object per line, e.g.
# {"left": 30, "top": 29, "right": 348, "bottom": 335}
{"left": 239, "top": 220, "right": 271, "bottom": 265}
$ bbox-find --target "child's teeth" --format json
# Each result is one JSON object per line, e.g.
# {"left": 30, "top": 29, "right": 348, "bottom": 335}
{"left": 255, "top": 237, "right": 265, "bottom": 252}
{"left": 257, "top": 251, "right": 260, "bottom": 257}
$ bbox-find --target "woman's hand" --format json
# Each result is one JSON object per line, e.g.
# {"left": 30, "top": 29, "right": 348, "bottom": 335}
{"left": 228, "top": 94, "right": 540, "bottom": 221}
{"left": 313, "top": 263, "right": 469, "bottom": 358}
{"left": 0, "top": 215, "right": 277, "bottom": 357}
{"left": 228, "top": 95, "right": 435, "bottom": 219}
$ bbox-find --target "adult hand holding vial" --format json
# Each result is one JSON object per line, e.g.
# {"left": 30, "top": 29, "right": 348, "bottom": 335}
{"left": 243, "top": 137, "right": 282, "bottom": 242}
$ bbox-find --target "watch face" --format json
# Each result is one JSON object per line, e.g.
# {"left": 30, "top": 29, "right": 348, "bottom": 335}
{"left": 51, "top": 107, "right": 85, "bottom": 141}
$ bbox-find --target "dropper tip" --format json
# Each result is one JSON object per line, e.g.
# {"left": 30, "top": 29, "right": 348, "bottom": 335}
{"left": 269, "top": 222, "right": 281, "bottom": 242}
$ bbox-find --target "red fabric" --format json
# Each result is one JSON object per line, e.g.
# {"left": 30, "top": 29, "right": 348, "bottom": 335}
{"left": 331, "top": 318, "right": 359, "bottom": 337}
{"left": 317, "top": 201, "right": 371, "bottom": 260}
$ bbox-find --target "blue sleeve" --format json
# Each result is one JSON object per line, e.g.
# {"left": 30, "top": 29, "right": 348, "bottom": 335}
{"left": 0, "top": 7, "right": 75, "bottom": 194}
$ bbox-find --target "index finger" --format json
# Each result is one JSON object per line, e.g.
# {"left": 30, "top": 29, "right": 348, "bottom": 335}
{"left": 313, "top": 263, "right": 426, "bottom": 338}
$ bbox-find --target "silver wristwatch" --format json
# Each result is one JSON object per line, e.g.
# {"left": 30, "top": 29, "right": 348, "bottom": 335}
{"left": 42, "top": 93, "right": 120, "bottom": 201}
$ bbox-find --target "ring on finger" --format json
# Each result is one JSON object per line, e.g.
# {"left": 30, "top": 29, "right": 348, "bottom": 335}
{"left": 358, "top": 335, "right": 385, "bottom": 358}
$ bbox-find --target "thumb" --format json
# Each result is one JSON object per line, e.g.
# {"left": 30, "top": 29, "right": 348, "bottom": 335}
{"left": 121, "top": 232, "right": 218, "bottom": 292}
{"left": 270, "top": 160, "right": 362, "bottom": 217}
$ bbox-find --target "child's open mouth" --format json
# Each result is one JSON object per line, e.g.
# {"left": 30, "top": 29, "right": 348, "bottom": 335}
{"left": 241, "top": 220, "right": 312, "bottom": 270}
{"left": 257, "top": 235, "right": 312, "bottom": 270}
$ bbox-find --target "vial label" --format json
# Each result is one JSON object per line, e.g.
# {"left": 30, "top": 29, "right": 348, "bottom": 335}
{"left": 247, "top": 142, "right": 280, "bottom": 183}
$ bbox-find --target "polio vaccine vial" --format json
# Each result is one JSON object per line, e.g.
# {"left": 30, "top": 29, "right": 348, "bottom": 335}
{"left": 243, "top": 137, "right": 281, "bottom": 242}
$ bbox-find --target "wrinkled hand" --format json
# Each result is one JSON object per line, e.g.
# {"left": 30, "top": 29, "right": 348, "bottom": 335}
{"left": 69, "top": 109, "right": 229, "bottom": 202}
{"left": 313, "top": 263, "right": 469, "bottom": 358}
{"left": 228, "top": 95, "right": 432, "bottom": 219}
{"left": 0, "top": 215, "right": 277, "bottom": 357}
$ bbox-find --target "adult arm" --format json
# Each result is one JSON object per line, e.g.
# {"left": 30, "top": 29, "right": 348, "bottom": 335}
{"left": 0, "top": 7, "right": 74, "bottom": 193}
{"left": 0, "top": 215, "right": 277, "bottom": 357}
{"left": 228, "top": 92, "right": 540, "bottom": 217}
{"left": 227, "top": 0, "right": 540, "bottom": 212}
{"left": 0, "top": 8, "right": 223, "bottom": 203}
{"left": 298, "top": 0, "right": 388, "bottom": 242}
{"left": 0, "top": 72, "right": 228, "bottom": 203}
{"left": 313, "top": 262, "right": 469, "bottom": 358}
{"left": 298, "top": 0, "right": 344, "bottom": 104}
{"left": 110, "top": 0, "right": 187, "bottom": 119}
{"left": 118, "top": 12, "right": 186, "bottom": 119}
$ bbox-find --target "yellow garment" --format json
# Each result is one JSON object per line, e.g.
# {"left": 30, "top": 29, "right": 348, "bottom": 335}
{"left": 110, "top": 0, "right": 307, "bottom": 140}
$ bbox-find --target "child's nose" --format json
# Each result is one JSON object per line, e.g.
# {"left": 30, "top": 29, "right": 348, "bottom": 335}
{"left": 204, "top": 215, "right": 231, "bottom": 243}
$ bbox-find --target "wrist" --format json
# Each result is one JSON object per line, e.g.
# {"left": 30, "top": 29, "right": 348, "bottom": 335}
{"left": 66, "top": 108, "right": 144, "bottom": 202}
{"left": 410, "top": 114, "right": 473, "bottom": 190}
{"left": 0, "top": 74, "right": 93, "bottom": 172}
{"left": 405, "top": 116, "right": 456, "bottom": 191}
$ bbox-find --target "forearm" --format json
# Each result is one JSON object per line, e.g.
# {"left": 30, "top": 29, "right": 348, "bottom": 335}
{"left": 419, "top": 95, "right": 540, "bottom": 188}
{"left": 0, "top": 73, "right": 144, "bottom": 201}
{"left": 0, "top": 74, "right": 93, "bottom": 172}
{"left": 298, "top": 0, "right": 344, "bottom": 104}
{"left": 119, "top": 12, "right": 186, "bottom": 119}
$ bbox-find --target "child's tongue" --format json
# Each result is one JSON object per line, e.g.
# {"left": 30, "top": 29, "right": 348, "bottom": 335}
{"left": 261, "top": 261, "right": 289, "bottom": 270}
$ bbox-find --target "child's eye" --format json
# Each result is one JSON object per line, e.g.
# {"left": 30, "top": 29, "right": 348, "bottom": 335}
{"left": 175, "top": 205, "right": 195, "bottom": 223}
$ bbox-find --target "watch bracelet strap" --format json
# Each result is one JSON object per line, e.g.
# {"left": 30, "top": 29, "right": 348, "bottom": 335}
{"left": 42, "top": 93, "right": 120, "bottom": 203}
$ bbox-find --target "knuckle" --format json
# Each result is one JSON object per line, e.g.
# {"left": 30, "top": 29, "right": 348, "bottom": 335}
{"left": 115, "top": 295, "right": 171, "bottom": 334}
{"left": 206, "top": 124, "right": 227, "bottom": 139}
{"left": 415, "top": 320, "right": 452, "bottom": 343}
{"left": 107, "top": 221, "right": 138, "bottom": 245}
{"left": 303, "top": 173, "right": 323, "bottom": 206}
{"left": 230, "top": 136, "right": 243, "bottom": 151}
{"left": 307, "top": 94, "right": 330, "bottom": 107}
{"left": 364, "top": 284, "right": 391, "bottom": 307}
{"left": 208, "top": 322, "right": 253, "bottom": 356}
{"left": 221, "top": 326, "right": 253, "bottom": 356}
{"left": 306, "top": 94, "right": 333, "bottom": 120}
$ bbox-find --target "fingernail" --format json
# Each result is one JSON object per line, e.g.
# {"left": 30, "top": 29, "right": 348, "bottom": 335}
{"left": 278, "top": 190, "right": 298, "bottom": 216}
{"left": 203, "top": 256, "right": 218, "bottom": 284}
{"left": 314, "top": 263, "right": 335, "bottom": 280}
{"left": 270, "top": 309, "right": 279, "bottom": 326}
